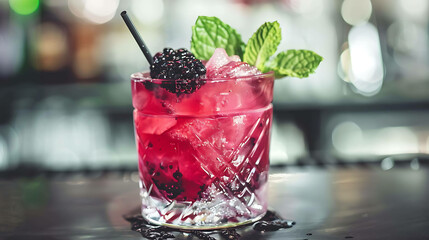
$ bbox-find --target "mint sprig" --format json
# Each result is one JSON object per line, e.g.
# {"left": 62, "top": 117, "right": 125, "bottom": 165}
{"left": 191, "top": 17, "right": 323, "bottom": 78}
{"left": 243, "top": 21, "right": 281, "bottom": 71}
{"left": 191, "top": 16, "right": 245, "bottom": 60}
{"left": 267, "top": 50, "right": 323, "bottom": 78}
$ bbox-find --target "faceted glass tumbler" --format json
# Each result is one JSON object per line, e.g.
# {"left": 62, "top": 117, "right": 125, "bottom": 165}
{"left": 131, "top": 72, "right": 274, "bottom": 229}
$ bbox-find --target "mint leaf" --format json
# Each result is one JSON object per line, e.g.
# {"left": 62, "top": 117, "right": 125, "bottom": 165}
{"left": 243, "top": 21, "right": 281, "bottom": 71}
{"left": 191, "top": 16, "right": 245, "bottom": 60}
{"left": 268, "top": 50, "right": 323, "bottom": 78}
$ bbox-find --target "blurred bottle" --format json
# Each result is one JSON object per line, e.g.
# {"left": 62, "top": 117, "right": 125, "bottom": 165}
{"left": 35, "top": 3, "right": 75, "bottom": 84}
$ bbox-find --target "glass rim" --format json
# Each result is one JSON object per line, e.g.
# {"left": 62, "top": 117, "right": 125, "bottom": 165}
{"left": 131, "top": 71, "right": 275, "bottom": 82}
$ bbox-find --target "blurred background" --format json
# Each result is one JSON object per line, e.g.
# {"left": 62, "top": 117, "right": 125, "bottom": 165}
{"left": 0, "top": 0, "right": 429, "bottom": 172}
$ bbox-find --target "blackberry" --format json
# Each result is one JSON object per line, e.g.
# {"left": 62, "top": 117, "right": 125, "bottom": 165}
{"left": 172, "top": 169, "right": 182, "bottom": 180}
{"left": 150, "top": 48, "right": 206, "bottom": 94}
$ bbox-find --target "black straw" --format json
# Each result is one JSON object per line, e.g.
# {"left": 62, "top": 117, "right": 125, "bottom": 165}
{"left": 121, "top": 11, "right": 153, "bottom": 66}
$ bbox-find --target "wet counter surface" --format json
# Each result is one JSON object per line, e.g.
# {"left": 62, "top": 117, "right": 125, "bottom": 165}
{"left": 1, "top": 165, "right": 429, "bottom": 240}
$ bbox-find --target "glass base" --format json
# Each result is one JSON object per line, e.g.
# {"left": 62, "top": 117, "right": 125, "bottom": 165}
{"left": 141, "top": 209, "right": 266, "bottom": 230}
{"left": 140, "top": 181, "right": 268, "bottom": 230}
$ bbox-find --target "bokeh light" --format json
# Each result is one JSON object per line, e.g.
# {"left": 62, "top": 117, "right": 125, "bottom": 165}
{"left": 68, "top": 0, "right": 119, "bottom": 24}
{"left": 381, "top": 157, "right": 394, "bottom": 170}
{"left": 332, "top": 121, "right": 363, "bottom": 155}
{"left": 332, "top": 123, "right": 421, "bottom": 157}
{"left": 341, "top": 0, "right": 372, "bottom": 26}
{"left": 338, "top": 47, "right": 351, "bottom": 82}
{"left": 83, "top": 0, "right": 119, "bottom": 24}
{"left": 371, "top": 127, "right": 419, "bottom": 155}
{"left": 35, "top": 23, "right": 69, "bottom": 71}
{"left": 131, "top": 0, "right": 164, "bottom": 25}
{"left": 410, "top": 158, "right": 420, "bottom": 170}
{"left": 67, "top": 0, "right": 85, "bottom": 18}
{"left": 387, "top": 21, "right": 428, "bottom": 60}
{"left": 9, "top": 0, "right": 39, "bottom": 15}
{"left": 288, "top": 0, "right": 324, "bottom": 17}
{"left": 398, "top": 0, "right": 428, "bottom": 22}
{"left": 348, "top": 23, "right": 384, "bottom": 96}
{"left": 0, "top": 22, "right": 24, "bottom": 77}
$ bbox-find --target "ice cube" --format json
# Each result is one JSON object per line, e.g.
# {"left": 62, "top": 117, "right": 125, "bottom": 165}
{"left": 205, "top": 48, "right": 261, "bottom": 78}
{"left": 215, "top": 61, "right": 261, "bottom": 78}
{"left": 169, "top": 113, "right": 260, "bottom": 162}
{"left": 206, "top": 48, "right": 240, "bottom": 70}
{"left": 229, "top": 55, "right": 241, "bottom": 62}
{"left": 134, "top": 111, "right": 177, "bottom": 135}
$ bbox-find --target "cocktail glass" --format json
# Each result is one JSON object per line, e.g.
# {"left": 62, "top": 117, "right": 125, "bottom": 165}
{"left": 131, "top": 71, "right": 274, "bottom": 229}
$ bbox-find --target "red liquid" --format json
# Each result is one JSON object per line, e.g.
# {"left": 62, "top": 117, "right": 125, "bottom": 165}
{"left": 131, "top": 72, "right": 274, "bottom": 228}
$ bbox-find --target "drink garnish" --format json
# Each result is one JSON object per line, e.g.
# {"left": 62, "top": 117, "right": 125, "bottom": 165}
{"left": 120, "top": 12, "right": 206, "bottom": 94}
{"left": 191, "top": 16, "right": 246, "bottom": 60}
{"left": 243, "top": 21, "right": 281, "bottom": 71}
{"left": 150, "top": 48, "right": 206, "bottom": 94}
{"left": 191, "top": 16, "right": 323, "bottom": 78}
{"left": 267, "top": 49, "right": 323, "bottom": 78}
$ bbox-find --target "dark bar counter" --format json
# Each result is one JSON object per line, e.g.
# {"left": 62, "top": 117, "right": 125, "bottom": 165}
{"left": 1, "top": 164, "right": 428, "bottom": 240}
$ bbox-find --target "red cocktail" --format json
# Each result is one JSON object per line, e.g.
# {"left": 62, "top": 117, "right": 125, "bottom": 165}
{"left": 131, "top": 71, "right": 274, "bottom": 229}
{"left": 121, "top": 10, "right": 322, "bottom": 229}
